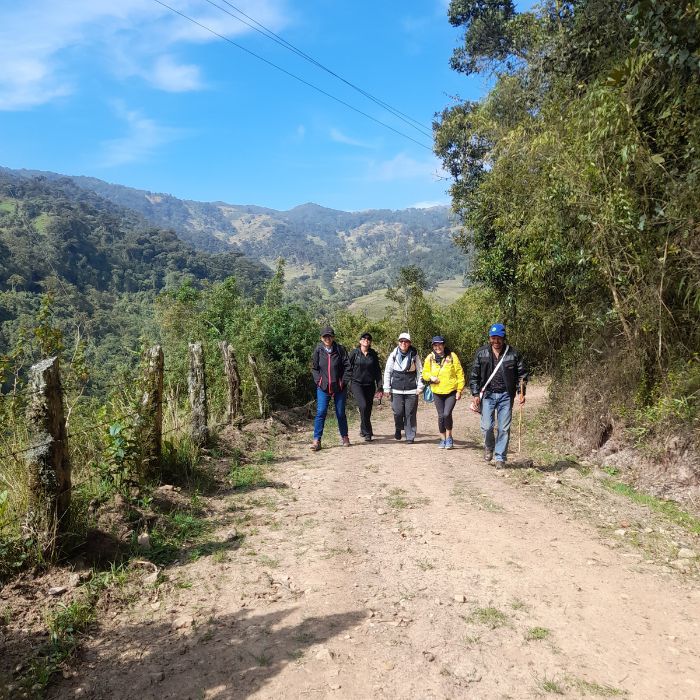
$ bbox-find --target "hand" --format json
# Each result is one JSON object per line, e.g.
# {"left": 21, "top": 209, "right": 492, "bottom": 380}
{"left": 456, "top": 392, "right": 462, "bottom": 401}
{"left": 430, "top": 376, "right": 438, "bottom": 383}
{"left": 470, "top": 396, "right": 480, "bottom": 412}
{"left": 519, "top": 394, "right": 526, "bottom": 405}
{"left": 416, "top": 388, "right": 421, "bottom": 395}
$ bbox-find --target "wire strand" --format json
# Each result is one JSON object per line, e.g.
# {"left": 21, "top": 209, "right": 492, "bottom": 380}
{"left": 202, "top": 0, "right": 433, "bottom": 138}
{"left": 152, "top": 0, "right": 433, "bottom": 151}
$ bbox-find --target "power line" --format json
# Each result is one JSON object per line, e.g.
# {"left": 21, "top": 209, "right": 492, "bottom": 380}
{"left": 202, "top": 0, "right": 433, "bottom": 138}
{"left": 152, "top": 0, "right": 433, "bottom": 151}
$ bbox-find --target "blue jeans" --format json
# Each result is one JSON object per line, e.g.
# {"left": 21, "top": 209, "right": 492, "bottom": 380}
{"left": 481, "top": 391, "right": 513, "bottom": 462}
{"left": 314, "top": 387, "right": 348, "bottom": 440}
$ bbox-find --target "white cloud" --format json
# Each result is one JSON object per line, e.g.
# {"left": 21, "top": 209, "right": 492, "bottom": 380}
{"left": 366, "top": 153, "right": 445, "bottom": 182}
{"left": 149, "top": 55, "right": 203, "bottom": 92}
{"left": 329, "top": 128, "right": 376, "bottom": 149}
{"left": 0, "top": 0, "right": 289, "bottom": 110}
{"left": 409, "top": 200, "right": 449, "bottom": 209}
{"left": 98, "top": 103, "right": 183, "bottom": 167}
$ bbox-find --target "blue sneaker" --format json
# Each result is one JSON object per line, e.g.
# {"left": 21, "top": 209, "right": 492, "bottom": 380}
{"left": 438, "top": 439, "right": 446, "bottom": 449}
{"left": 445, "top": 437, "right": 454, "bottom": 450}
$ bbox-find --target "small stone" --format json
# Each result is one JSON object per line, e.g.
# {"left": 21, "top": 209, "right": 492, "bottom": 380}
{"left": 315, "top": 646, "right": 334, "bottom": 662}
{"left": 423, "top": 651, "right": 436, "bottom": 662}
{"left": 453, "top": 594, "right": 466, "bottom": 603}
{"left": 328, "top": 683, "right": 341, "bottom": 691}
{"left": 376, "top": 509, "right": 386, "bottom": 515}
{"left": 620, "top": 520, "right": 630, "bottom": 528}
{"left": 144, "top": 571, "right": 159, "bottom": 585}
{"left": 225, "top": 529, "right": 239, "bottom": 541}
{"left": 678, "top": 548, "right": 696, "bottom": 559}
{"left": 671, "top": 559, "right": 690, "bottom": 572}
{"left": 173, "top": 615, "right": 194, "bottom": 630}
{"left": 74, "top": 689, "right": 84, "bottom": 697}
{"left": 150, "top": 671, "right": 165, "bottom": 683}
{"left": 160, "top": 484, "right": 175, "bottom": 491}
{"left": 644, "top": 528, "right": 653, "bottom": 534}
{"left": 150, "top": 602, "right": 161, "bottom": 611}
{"left": 62, "top": 670, "right": 73, "bottom": 679}
{"left": 137, "top": 532, "right": 151, "bottom": 549}
{"left": 614, "top": 529, "right": 627, "bottom": 537}
{"left": 48, "top": 586, "right": 67, "bottom": 596}
{"left": 68, "top": 573, "right": 81, "bottom": 588}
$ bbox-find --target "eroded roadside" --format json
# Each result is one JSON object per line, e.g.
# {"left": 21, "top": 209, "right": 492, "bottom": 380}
{"left": 2, "top": 385, "right": 699, "bottom": 699}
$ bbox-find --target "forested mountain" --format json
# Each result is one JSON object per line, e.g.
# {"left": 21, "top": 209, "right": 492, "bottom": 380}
{"left": 0, "top": 170, "right": 271, "bottom": 378}
{"left": 5, "top": 168, "right": 467, "bottom": 302}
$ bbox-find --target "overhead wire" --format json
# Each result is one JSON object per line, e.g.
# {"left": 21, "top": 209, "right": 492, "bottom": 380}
{"left": 152, "top": 0, "right": 433, "bottom": 151}
{"left": 201, "top": 0, "right": 433, "bottom": 138}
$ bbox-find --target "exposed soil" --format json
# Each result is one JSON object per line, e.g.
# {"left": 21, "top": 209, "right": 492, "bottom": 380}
{"left": 4, "top": 385, "right": 700, "bottom": 699}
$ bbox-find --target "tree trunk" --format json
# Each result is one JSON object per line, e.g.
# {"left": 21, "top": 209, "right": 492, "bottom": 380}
{"left": 248, "top": 354, "right": 265, "bottom": 418}
{"left": 138, "top": 345, "right": 164, "bottom": 478}
{"left": 220, "top": 341, "right": 242, "bottom": 424}
{"left": 188, "top": 342, "right": 209, "bottom": 446}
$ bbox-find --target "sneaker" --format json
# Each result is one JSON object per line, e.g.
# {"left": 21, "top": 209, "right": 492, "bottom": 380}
{"left": 406, "top": 438, "right": 414, "bottom": 444}
{"left": 394, "top": 430, "right": 402, "bottom": 440}
{"left": 438, "top": 439, "right": 446, "bottom": 449}
{"left": 364, "top": 435, "right": 372, "bottom": 442}
{"left": 342, "top": 436, "right": 351, "bottom": 447}
{"left": 495, "top": 460, "right": 507, "bottom": 469}
{"left": 310, "top": 440, "right": 321, "bottom": 451}
{"left": 445, "top": 437, "right": 454, "bottom": 450}
{"left": 484, "top": 448, "right": 493, "bottom": 462}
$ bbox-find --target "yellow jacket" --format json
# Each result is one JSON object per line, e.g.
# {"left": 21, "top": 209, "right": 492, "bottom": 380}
{"left": 422, "top": 352, "right": 465, "bottom": 395}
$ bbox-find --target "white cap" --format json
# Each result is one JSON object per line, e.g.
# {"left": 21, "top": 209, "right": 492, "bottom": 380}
{"left": 398, "top": 332, "right": 411, "bottom": 341}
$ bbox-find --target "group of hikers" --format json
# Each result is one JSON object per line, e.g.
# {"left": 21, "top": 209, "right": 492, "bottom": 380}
{"left": 310, "top": 324, "right": 528, "bottom": 466}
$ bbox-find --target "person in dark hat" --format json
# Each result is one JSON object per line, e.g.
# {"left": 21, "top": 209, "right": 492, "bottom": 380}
{"left": 348, "top": 332, "right": 383, "bottom": 442}
{"left": 422, "top": 335, "right": 465, "bottom": 449}
{"left": 310, "top": 326, "right": 352, "bottom": 451}
{"left": 469, "top": 323, "right": 528, "bottom": 466}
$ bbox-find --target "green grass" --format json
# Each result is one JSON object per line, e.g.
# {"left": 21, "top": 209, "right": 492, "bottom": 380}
{"left": 228, "top": 464, "right": 268, "bottom": 490}
{"left": 571, "top": 677, "right": 627, "bottom": 696}
{"left": 525, "top": 626, "right": 550, "bottom": 641}
{"left": 602, "top": 480, "right": 700, "bottom": 534}
{"left": 466, "top": 606, "right": 509, "bottom": 629}
{"left": 147, "top": 511, "right": 211, "bottom": 565}
{"left": 539, "top": 676, "right": 565, "bottom": 695}
{"left": 387, "top": 487, "right": 410, "bottom": 509}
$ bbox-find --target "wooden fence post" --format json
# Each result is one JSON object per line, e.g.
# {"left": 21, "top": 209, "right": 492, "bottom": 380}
{"left": 248, "top": 354, "right": 265, "bottom": 418}
{"left": 188, "top": 342, "right": 208, "bottom": 446}
{"left": 139, "top": 345, "right": 163, "bottom": 477}
{"left": 25, "top": 356, "right": 71, "bottom": 557}
{"left": 220, "top": 341, "right": 242, "bottom": 424}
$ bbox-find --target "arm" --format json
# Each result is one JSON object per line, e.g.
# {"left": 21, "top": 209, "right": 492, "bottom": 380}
{"left": 421, "top": 354, "right": 433, "bottom": 383}
{"left": 468, "top": 350, "right": 482, "bottom": 397}
{"left": 415, "top": 354, "right": 424, "bottom": 392}
{"left": 373, "top": 351, "right": 383, "bottom": 392}
{"left": 311, "top": 347, "right": 322, "bottom": 386}
{"left": 383, "top": 349, "right": 394, "bottom": 393}
{"left": 453, "top": 353, "right": 466, "bottom": 397}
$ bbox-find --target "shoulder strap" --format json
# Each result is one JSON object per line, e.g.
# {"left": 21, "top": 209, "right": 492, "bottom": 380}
{"left": 479, "top": 345, "right": 510, "bottom": 399}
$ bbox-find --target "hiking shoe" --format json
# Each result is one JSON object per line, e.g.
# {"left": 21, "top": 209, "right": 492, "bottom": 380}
{"left": 445, "top": 437, "right": 454, "bottom": 450}
{"left": 438, "top": 439, "right": 446, "bottom": 449}
{"left": 364, "top": 435, "right": 372, "bottom": 442}
{"left": 495, "top": 460, "right": 506, "bottom": 469}
{"left": 394, "top": 430, "right": 402, "bottom": 440}
{"left": 342, "top": 436, "right": 351, "bottom": 447}
{"left": 484, "top": 448, "right": 493, "bottom": 462}
{"left": 406, "top": 439, "right": 414, "bottom": 444}
{"left": 310, "top": 440, "right": 321, "bottom": 451}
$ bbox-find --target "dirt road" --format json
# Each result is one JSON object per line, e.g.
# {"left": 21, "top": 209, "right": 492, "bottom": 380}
{"left": 54, "top": 387, "right": 700, "bottom": 699}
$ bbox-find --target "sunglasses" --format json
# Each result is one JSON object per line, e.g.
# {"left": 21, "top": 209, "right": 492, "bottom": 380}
{"left": 322, "top": 334, "right": 334, "bottom": 339}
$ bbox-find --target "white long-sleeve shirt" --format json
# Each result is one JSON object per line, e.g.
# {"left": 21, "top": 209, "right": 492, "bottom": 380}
{"left": 383, "top": 346, "right": 424, "bottom": 395}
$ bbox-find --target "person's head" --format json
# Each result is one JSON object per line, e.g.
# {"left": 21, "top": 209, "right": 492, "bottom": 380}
{"left": 320, "top": 326, "right": 335, "bottom": 347}
{"left": 488, "top": 323, "right": 506, "bottom": 351}
{"left": 397, "top": 331, "right": 411, "bottom": 350}
{"left": 359, "top": 332, "right": 373, "bottom": 349}
{"left": 431, "top": 335, "right": 446, "bottom": 355}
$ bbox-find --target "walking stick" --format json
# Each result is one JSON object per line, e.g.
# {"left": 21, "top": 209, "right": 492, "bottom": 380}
{"left": 517, "top": 381, "right": 524, "bottom": 454}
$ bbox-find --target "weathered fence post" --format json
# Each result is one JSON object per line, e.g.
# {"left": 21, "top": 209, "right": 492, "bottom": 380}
{"left": 248, "top": 354, "right": 265, "bottom": 418}
{"left": 139, "top": 345, "right": 163, "bottom": 477}
{"left": 188, "top": 342, "right": 208, "bottom": 446}
{"left": 25, "top": 356, "right": 71, "bottom": 557}
{"left": 220, "top": 341, "right": 242, "bottom": 424}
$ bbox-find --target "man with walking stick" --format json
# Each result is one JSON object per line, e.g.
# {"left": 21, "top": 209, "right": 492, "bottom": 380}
{"left": 469, "top": 323, "right": 528, "bottom": 468}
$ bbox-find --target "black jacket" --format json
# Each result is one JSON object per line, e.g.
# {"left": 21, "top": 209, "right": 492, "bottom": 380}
{"left": 348, "top": 347, "right": 382, "bottom": 389}
{"left": 469, "top": 344, "right": 528, "bottom": 399}
{"left": 311, "top": 342, "right": 351, "bottom": 394}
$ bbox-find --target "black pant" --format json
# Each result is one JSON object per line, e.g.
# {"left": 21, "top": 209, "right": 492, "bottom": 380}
{"left": 351, "top": 382, "right": 376, "bottom": 437}
{"left": 434, "top": 391, "right": 457, "bottom": 433}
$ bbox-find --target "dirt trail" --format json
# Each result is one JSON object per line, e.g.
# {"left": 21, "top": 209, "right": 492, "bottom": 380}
{"left": 54, "top": 386, "right": 700, "bottom": 699}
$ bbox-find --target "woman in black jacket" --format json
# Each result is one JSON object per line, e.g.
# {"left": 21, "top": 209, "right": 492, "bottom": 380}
{"left": 349, "top": 332, "right": 383, "bottom": 442}
{"left": 310, "top": 326, "right": 352, "bottom": 451}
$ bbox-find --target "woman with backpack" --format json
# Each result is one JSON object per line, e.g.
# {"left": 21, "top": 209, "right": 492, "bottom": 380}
{"left": 349, "top": 332, "right": 383, "bottom": 442}
{"left": 422, "top": 335, "right": 465, "bottom": 449}
{"left": 383, "top": 332, "right": 423, "bottom": 444}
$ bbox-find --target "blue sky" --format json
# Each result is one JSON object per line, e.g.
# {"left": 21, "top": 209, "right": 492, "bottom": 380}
{"left": 0, "top": 1, "right": 506, "bottom": 212}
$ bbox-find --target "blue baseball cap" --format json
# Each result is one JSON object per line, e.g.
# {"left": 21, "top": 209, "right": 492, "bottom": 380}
{"left": 431, "top": 336, "right": 445, "bottom": 344}
{"left": 488, "top": 323, "right": 506, "bottom": 337}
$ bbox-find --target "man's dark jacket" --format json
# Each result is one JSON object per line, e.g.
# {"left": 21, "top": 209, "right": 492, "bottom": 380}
{"left": 469, "top": 344, "right": 528, "bottom": 400}
{"left": 311, "top": 342, "right": 351, "bottom": 394}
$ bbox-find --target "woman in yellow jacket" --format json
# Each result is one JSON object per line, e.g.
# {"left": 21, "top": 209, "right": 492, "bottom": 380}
{"left": 422, "top": 336, "right": 465, "bottom": 449}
